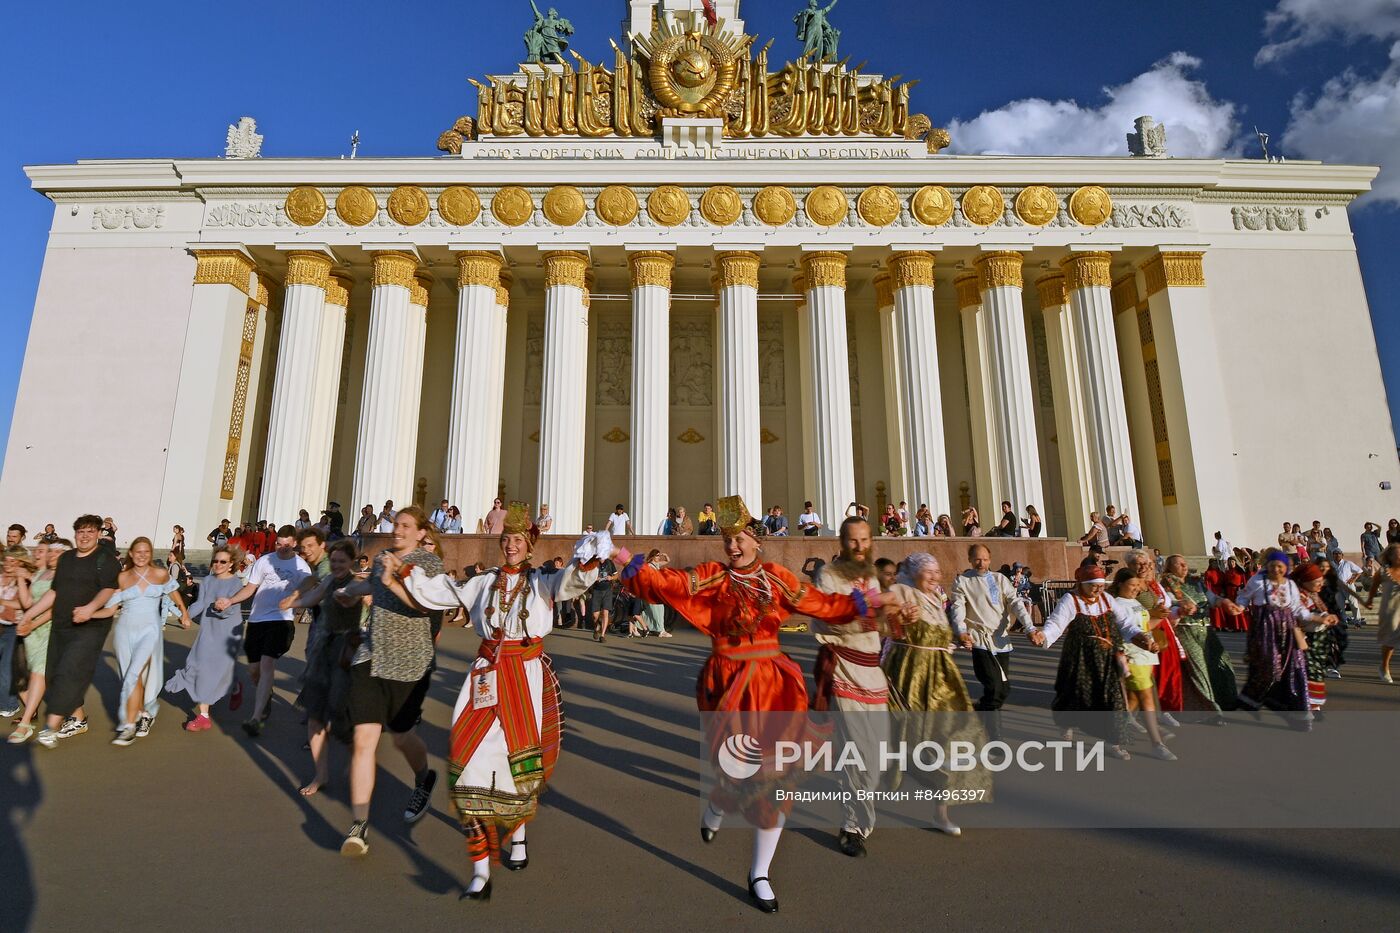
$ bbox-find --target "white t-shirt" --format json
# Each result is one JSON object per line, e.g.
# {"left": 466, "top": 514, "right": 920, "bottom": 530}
{"left": 246, "top": 552, "right": 312, "bottom": 623}
{"left": 607, "top": 512, "right": 630, "bottom": 536}
{"left": 799, "top": 511, "right": 822, "bottom": 530}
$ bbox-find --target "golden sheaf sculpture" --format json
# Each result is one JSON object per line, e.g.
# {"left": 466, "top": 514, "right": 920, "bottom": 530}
{"left": 754, "top": 186, "right": 797, "bottom": 225}
{"left": 542, "top": 185, "right": 587, "bottom": 226}
{"left": 437, "top": 186, "right": 482, "bottom": 226}
{"left": 700, "top": 185, "right": 743, "bottom": 226}
{"left": 911, "top": 185, "right": 954, "bottom": 226}
{"left": 335, "top": 186, "right": 378, "bottom": 226}
{"left": 387, "top": 186, "right": 431, "bottom": 226}
{"left": 284, "top": 187, "right": 327, "bottom": 226}
{"left": 492, "top": 186, "right": 535, "bottom": 226}
{"left": 595, "top": 185, "right": 640, "bottom": 226}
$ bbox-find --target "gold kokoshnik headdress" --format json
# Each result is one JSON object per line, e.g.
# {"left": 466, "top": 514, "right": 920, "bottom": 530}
{"left": 503, "top": 501, "right": 539, "bottom": 544}
{"left": 716, "top": 495, "right": 759, "bottom": 537}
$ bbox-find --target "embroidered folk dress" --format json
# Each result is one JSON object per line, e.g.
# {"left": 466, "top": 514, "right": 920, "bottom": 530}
{"left": 1041, "top": 592, "right": 1145, "bottom": 744}
{"left": 623, "top": 558, "right": 866, "bottom": 828}
{"left": 1161, "top": 572, "right": 1237, "bottom": 711}
{"left": 399, "top": 559, "right": 597, "bottom": 862}
{"left": 1235, "top": 576, "right": 1316, "bottom": 712}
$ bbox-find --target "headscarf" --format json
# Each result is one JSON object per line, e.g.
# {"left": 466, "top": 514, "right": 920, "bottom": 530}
{"left": 1075, "top": 563, "right": 1107, "bottom": 583}
{"left": 896, "top": 551, "right": 939, "bottom": 588}
{"left": 1291, "top": 562, "right": 1324, "bottom": 585}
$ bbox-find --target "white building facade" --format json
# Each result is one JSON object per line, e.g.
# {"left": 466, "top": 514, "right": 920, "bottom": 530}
{"left": 1, "top": 0, "right": 1394, "bottom": 553}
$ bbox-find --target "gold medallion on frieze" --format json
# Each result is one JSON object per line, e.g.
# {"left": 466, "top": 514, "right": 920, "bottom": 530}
{"left": 700, "top": 186, "right": 743, "bottom": 226}
{"left": 387, "top": 186, "right": 431, "bottom": 226}
{"left": 595, "top": 186, "right": 639, "bottom": 226}
{"left": 805, "top": 186, "right": 849, "bottom": 227}
{"left": 753, "top": 186, "right": 796, "bottom": 226}
{"left": 1069, "top": 185, "right": 1114, "bottom": 226}
{"left": 961, "top": 185, "right": 1005, "bottom": 226}
{"left": 910, "top": 185, "right": 955, "bottom": 226}
{"left": 647, "top": 185, "right": 691, "bottom": 226}
{"left": 857, "top": 185, "right": 901, "bottom": 227}
{"left": 542, "top": 185, "right": 586, "bottom": 226}
{"left": 335, "top": 186, "right": 378, "bottom": 226}
{"left": 437, "top": 186, "right": 482, "bottom": 226}
{"left": 492, "top": 186, "right": 535, "bottom": 226}
{"left": 1014, "top": 185, "right": 1060, "bottom": 227}
{"left": 284, "top": 187, "right": 327, "bottom": 226}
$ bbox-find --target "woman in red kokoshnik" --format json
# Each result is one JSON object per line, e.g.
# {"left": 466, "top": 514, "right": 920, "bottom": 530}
{"left": 380, "top": 503, "right": 604, "bottom": 901}
{"left": 618, "top": 496, "right": 890, "bottom": 914}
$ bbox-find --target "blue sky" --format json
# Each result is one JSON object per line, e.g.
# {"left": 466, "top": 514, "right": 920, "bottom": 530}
{"left": 0, "top": 0, "right": 1396, "bottom": 467}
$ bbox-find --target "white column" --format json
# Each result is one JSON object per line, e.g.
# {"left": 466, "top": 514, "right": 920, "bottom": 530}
{"left": 976, "top": 251, "right": 1045, "bottom": 518}
{"left": 1036, "top": 273, "right": 1095, "bottom": 535}
{"left": 874, "top": 273, "right": 910, "bottom": 505}
{"left": 795, "top": 271, "right": 817, "bottom": 508}
{"left": 444, "top": 251, "right": 506, "bottom": 518}
{"left": 956, "top": 273, "right": 1001, "bottom": 518}
{"left": 302, "top": 270, "right": 350, "bottom": 515}
{"left": 351, "top": 251, "right": 416, "bottom": 513}
{"left": 801, "top": 250, "right": 856, "bottom": 535}
{"left": 485, "top": 271, "right": 511, "bottom": 509}
{"left": 258, "top": 251, "right": 332, "bottom": 525}
{"left": 396, "top": 273, "right": 430, "bottom": 506}
{"left": 537, "top": 251, "right": 590, "bottom": 534}
{"left": 629, "top": 250, "right": 673, "bottom": 535}
{"left": 888, "top": 251, "right": 950, "bottom": 518}
{"left": 1063, "top": 251, "right": 1138, "bottom": 521}
{"left": 715, "top": 250, "right": 763, "bottom": 511}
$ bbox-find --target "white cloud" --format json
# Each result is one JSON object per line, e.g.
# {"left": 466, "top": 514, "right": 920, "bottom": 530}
{"left": 946, "top": 53, "right": 1240, "bottom": 158}
{"left": 1256, "top": 0, "right": 1400, "bottom": 65}
{"left": 1282, "top": 42, "right": 1400, "bottom": 204}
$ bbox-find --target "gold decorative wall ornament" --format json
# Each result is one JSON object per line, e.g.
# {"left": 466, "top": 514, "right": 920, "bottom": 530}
{"left": 387, "top": 186, "right": 431, "bottom": 226}
{"left": 326, "top": 273, "right": 352, "bottom": 307}
{"left": 284, "top": 187, "right": 327, "bottom": 226}
{"left": 954, "top": 273, "right": 981, "bottom": 309}
{"left": 284, "top": 252, "right": 333, "bottom": 290}
{"left": 760, "top": 428, "right": 779, "bottom": 444}
{"left": 700, "top": 185, "right": 743, "bottom": 226}
{"left": 1069, "top": 185, "right": 1113, "bottom": 226}
{"left": 409, "top": 274, "right": 432, "bottom": 307}
{"left": 492, "top": 186, "right": 535, "bottom": 226}
{"left": 436, "top": 115, "right": 475, "bottom": 154}
{"left": 542, "top": 185, "right": 587, "bottom": 226}
{"left": 1141, "top": 251, "right": 1206, "bottom": 294}
{"left": 371, "top": 252, "right": 418, "bottom": 290}
{"left": 888, "top": 251, "right": 935, "bottom": 290}
{"left": 857, "top": 185, "right": 901, "bottom": 227}
{"left": 437, "top": 186, "right": 482, "bottom": 226}
{"left": 754, "top": 185, "right": 797, "bottom": 226}
{"left": 647, "top": 185, "right": 691, "bottom": 226}
{"left": 634, "top": 23, "right": 750, "bottom": 116}
{"left": 456, "top": 251, "right": 503, "bottom": 289}
{"left": 1061, "top": 251, "right": 1114, "bottom": 291}
{"left": 602, "top": 426, "right": 630, "bottom": 443}
{"left": 961, "top": 186, "right": 1005, "bottom": 226}
{"left": 255, "top": 275, "right": 273, "bottom": 309}
{"left": 1035, "top": 273, "right": 1067, "bottom": 309}
{"left": 220, "top": 300, "right": 261, "bottom": 499}
{"left": 335, "top": 186, "right": 378, "bottom": 226}
{"left": 595, "top": 185, "right": 639, "bottom": 226}
{"left": 873, "top": 272, "right": 894, "bottom": 308}
{"left": 1014, "top": 185, "right": 1060, "bottom": 227}
{"left": 677, "top": 427, "right": 705, "bottom": 444}
{"left": 716, "top": 251, "right": 761, "bottom": 289}
{"left": 805, "top": 185, "right": 849, "bottom": 227}
{"left": 543, "top": 251, "right": 589, "bottom": 290}
{"left": 976, "top": 251, "right": 1023, "bottom": 291}
{"left": 801, "top": 251, "right": 848, "bottom": 289}
{"left": 911, "top": 185, "right": 955, "bottom": 227}
{"left": 496, "top": 270, "right": 513, "bottom": 307}
{"left": 193, "top": 250, "right": 256, "bottom": 293}
{"left": 629, "top": 250, "right": 674, "bottom": 289}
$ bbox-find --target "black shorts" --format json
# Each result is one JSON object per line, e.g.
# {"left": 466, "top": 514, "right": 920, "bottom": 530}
{"left": 348, "top": 662, "right": 430, "bottom": 733}
{"left": 244, "top": 620, "right": 295, "bottom": 663}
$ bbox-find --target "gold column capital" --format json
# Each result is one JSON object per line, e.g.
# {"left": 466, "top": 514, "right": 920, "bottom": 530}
{"left": 283, "top": 251, "right": 333, "bottom": 290}
{"left": 629, "top": 250, "right": 675, "bottom": 289}
{"left": 975, "top": 251, "right": 1023, "bottom": 291}
{"left": 715, "top": 251, "right": 761, "bottom": 289}
{"left": 954, "top": 272, "right": 982, "bottom": 310}
{"left": 409, "top": 272, "right": 432, "bottom": 307}
{"left": 496, "top": 269, "right": 513, "bottom": 307}
{"left": 1111, "top": 275, "right": 1140, "bottom": 315}
{"left": 455, "top": 250, "right": 503, "bottom": 289}
{"left": 801, "top": 250, "right": 848, "bottom": 289}
{"left": 192, "top": 250, "right": 256, "bottom": 293}
{"left": 254, "top": 274, "right": 275, "bottom": 309}
{"left": 582, "top": 269, "right": 595, "bottom": 308}
{"left": 1060, "top": 251, "right": 1113, "bottom": 292}
{"left": 1141, "top": 251, "right": 1206, "bottom": 296}
{"left": 326, "top": 272, "right": 352, "bottom": 307}
{"left": 873, "top": 272, "right": 894, "bottom": 309}
{"left": 792, "top": 271, "right": 808, "bottom": 296}
{"left": 1035, "top": 273, "right": 1067, "bottom": 309}
{"left": 371, "top": 251, "right": 418, "bottom": 289}
{"left": 887, "top": 250, "right": 936, "bottom": 291}
{"left": 542, "top": 250, "right": 589, "bottom": 290}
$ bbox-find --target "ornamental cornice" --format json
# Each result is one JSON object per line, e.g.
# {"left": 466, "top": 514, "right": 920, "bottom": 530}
{"left": 715, "top": 251, "right": 761, "bottom": 289}
{"left": 629, "top": 250, "right": 674, "bottom": 289}
{"left": 455, "top": 250, "right": 504, "bottom": 289}
{"left": 1035, "top": 273, "right": 1067, "bottom": 309}
{"left": 975, "top": 251, "right": 1023, "bottom": 291}
{"left": 953, "top": 273, "right": 981, "bottom": 309}
{"left": 1060, "top": 251, "right": 1113, "bottom": 292}
{"left": 801, "top": 251, "right": 848, "bottom": 290}
{"left": 887, "top": 251, "right": 935, "bottom": 290}
{"left": 192, "top": 250, "right": 256, "bottom": 293}
{"left": 543, "top": 251, "right": 589, "bottom": 290}
{"left": 284, "top": 251, "right": 333, "bottom": 289}
{"left": 370, "top": 251, "right": 418, "bottom": 289}
{"left": 1141, "top": 251, "right": 1206, "bottom": 295}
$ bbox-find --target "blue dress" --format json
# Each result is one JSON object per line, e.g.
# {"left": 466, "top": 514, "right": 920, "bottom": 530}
{"left": 165, "top": 575, "right": 246, "bottom": 706}
{"left": 104, "top": 574, "right": 180, "bottom": 724}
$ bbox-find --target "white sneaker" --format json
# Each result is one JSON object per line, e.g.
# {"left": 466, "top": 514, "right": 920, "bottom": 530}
{"left": 658, "top": 630, "right": 673, "bottom": 638}
{"left": 1151, "top": 743, "right": 1178, "bottom": 761}
{"left": 1382, "top": 671, "right": 1394, "bottom": 685}
{"left": 35, "top": 728, "right": 58, "bottom": 749}
{"left": 1326, "top": 668, "right": 1341, "bottom": 679}
{"left": 111, "top": 724, "right": 138, "bottom": 747}
{"left": 930, "top": 817, "right": 962, "bottom": 837}
{"left": 1159, "top": 712, "right": 1181, "bottom": 728}
{"left": 1126, "top": 717, "right": 1148, "bottom": 734}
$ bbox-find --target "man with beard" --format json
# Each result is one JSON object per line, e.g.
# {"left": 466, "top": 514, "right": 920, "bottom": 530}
{"left": 950, "top": 544, "right": 1033, "bottom": 740}
{"left": 809, "top": 516, "right": 888, "bottom": 858}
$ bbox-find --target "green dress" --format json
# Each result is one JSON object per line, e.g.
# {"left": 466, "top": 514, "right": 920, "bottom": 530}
{"left": 1162, "top": 573, "right": 1237, "bottom": 711}
{"left": 881, "top": 583, "right": 991, "bottom": 800}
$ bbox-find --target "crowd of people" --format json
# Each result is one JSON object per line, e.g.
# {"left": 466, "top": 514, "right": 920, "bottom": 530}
{"left": 3, "top": 504, "right": 1400, "bottom": 912}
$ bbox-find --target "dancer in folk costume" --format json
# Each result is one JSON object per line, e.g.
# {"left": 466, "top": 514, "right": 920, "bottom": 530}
{"left": 618, "top": 496, "right": 892, "bottom": 914}
{"left": 1222, "top": 550, "right": 1322, "bottom": 726}
{"left": 1291, "top": 562, "right": 1341, "bottom": 716}
{"left": 381, "top": 503, "right": 601, "bottom": 900}
{"left": 1160, "top": 554, "right": 1237, "bottom": 718}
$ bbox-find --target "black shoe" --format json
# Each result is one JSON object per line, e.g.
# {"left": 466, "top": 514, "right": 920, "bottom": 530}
{"left": 465, "top": 878, "right": 492, "bottom": 901}
{"left": 340, "top": 819, "right": 369, "bottom": 857}
{"left": 837, "top": 830, "right": 867, "bottom": 858}
{"left": 700, "top": 804, "right": 721, "bottom": 843}
{"left": 241, "top": 717, "right": 264, "bottom": 738}
{"left": 404, "top": 768, "right": 437, "bottom": 824}
{"left": 748, "top": 875, "right": 779, "bottom": 913}
{"left": 501, "top": 838, "right": 529, "bottom": 871}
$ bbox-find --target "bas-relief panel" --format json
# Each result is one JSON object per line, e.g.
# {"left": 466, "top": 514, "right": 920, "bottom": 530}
{"left": 523, "top": 318, "right": 544, "bottom": 405}
{"left": 846, "top": 309, "right": 861, "bottom": 408}
{"left": 671, "top": 316, "right": 713, "bottom": 406}
{"left": 594, "top": 314, "right": 631, "bottom": 407}
{"left": 758, "top": 315, "right": 785, "bottom": 406}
